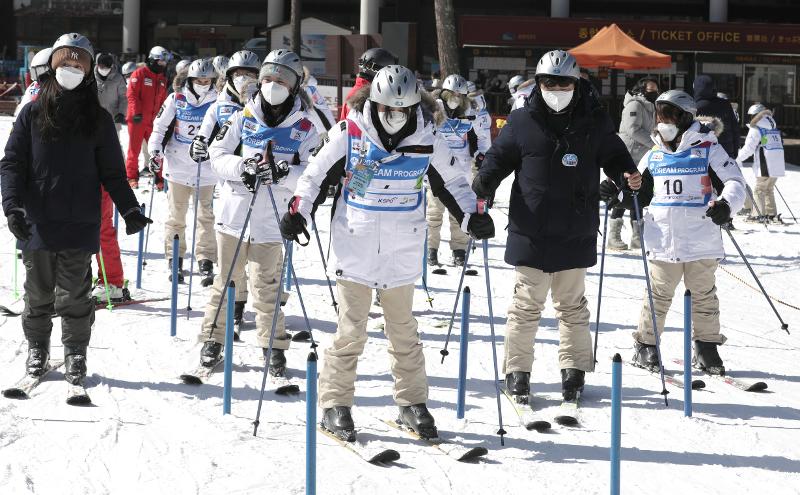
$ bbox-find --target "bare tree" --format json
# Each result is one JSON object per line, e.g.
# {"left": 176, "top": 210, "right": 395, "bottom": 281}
{"left": 290, "top": 0, "right": 301, "bottom": 55}
{"left": 434, "top": 0, "right": 459, "bottom": 77}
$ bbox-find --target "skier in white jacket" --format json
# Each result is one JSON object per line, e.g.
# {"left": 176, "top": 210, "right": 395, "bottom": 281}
{"left": 279, "top": 65, "right": 495, "bottom": 441}
{"left": 13, "top": 48, "right": 51, "bottom": 118}
{"left": 148, "top": 59, "right": 219, "bottom": 282}
{"left": 466, "top": 80, "right": 492, "bottom": 170}
{"left": 601, "top": 90, "right": 746, "bottom": 375}
{"left": 735, "top": 103, "right": 786, "bottom": 223}
{"left": 198, "top": 49, "right": 321, "bottom": 373}
{"left": 302, "top": 66, "right": 336, "bottom": 130}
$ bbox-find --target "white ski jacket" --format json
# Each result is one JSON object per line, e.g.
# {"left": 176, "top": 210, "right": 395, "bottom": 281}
{"left": 292, "top": 99, "right": 477, "bottom": 289}
{"left": 208, "top": 94, "right": 320, "bottom": 244}
{"left": 638, "top": 121, "right": 746, "bottom": 263}
{"left": 511, "top": 80, "right": 535, "bottom": 111}
{"left": 198, "top": 87, "right": 244, "bottom": 143}
{"left": 304, "top": 75, "right": 336, "bottom": 130}
{"left": 149, "top": 86, "right": 219, "bottom": 187}
{"left": 735, "top": 110, "right": 785, "bottom": 178}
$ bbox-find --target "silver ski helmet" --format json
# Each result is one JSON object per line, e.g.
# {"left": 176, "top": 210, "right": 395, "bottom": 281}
{"left": 259, "top": 49, "right": 303, "bottom": 91}
{"left": 49, "top": 33, "right": 94, "bottom": 75}
{"left": 122, "top": 61, "right": 137, "bottom": 77}
{"left": 175, "top": 59, "right": 191, "bottom": 74}
{"left": 535, "top": 50, "right": 580, "bottom": 81}
{"left": 370, "top": 65, "right": 420, "bottom": 108}
{"left": 442, "top": 74, "right": 469, "bottom": 95}
{"left": 747, "top": 103, "right": 767, "bottom": 116}
{"left": 508, "top": 75, "right": 525, "bottom": 93}
{"left": 212, "top": 55, "right": 229, "bottom": 76}
{"left": 30, "top": 47, "right": 53, "bottom": 82}
{"left": 655, "top": 90, "right": 697, "bottom": 116}
{"left": 148, "top": 46, "right": 171, "bottom": 62}
{"left": 226, "top": 50, "right": 260, "bottom": 78}
{"left": 466, "top": 80, "right": 477, "bottom": 93}
{"left": 187, "top": 59, "right": 216, "bottom": 79}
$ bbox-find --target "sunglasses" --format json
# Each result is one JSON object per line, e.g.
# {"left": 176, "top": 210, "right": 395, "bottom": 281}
{"left": 539, "top": 76, "right": 575, "bottom": 89}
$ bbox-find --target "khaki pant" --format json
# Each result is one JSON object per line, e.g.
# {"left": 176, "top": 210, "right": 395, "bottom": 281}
{"left": 318, "top": 280, "right": 427, "bottom": 409}
{"left": 633, "top": 259, "right": 726, "bottom": 345}
{"left": 504, "top": 266, "right": 593, "bottom": 373}
{"left": 426, "top": 188, "right": 469, "bottom": 251}
{"left": 164, "top": 181, "right": 217, "bottom": 263}
{"left": 199, "top": 232, "right": 288, "bottom": 349}
{"left": 754, "top": 176, "right": 778, "bottom": 216}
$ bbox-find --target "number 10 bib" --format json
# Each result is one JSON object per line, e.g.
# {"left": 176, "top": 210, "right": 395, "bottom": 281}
{"left": 647, "top": 143, "right": 712, "bottom": 208}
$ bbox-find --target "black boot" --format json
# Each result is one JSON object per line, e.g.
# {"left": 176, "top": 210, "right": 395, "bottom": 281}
{"left": 398, "top": 403, "right": 438, "bottom": 439}
{"left": 632, "top": 341, "right": 660, "bottom": 371}
{"left": 26, "top": 341, "right": 50, "bottom": 377}
{"left": 452, "top": 249, "right": 466, "bottom": 267}
{"left": 693, "top": 341, "right": 725, "bottom": 375}
{"left": 561, "top": 368, "right": 585, "bottom": 401}
{"left": 63, "top": 348, "right": 87, "bottom": 385}
{"left": 198, "top": 259, "right": 214, "bottom": 278}
{"left": 233, "top": 301, "right": 245, "bottom": 341}
{"left": 168, "top": 258, "right": 185, "bottom": 283}
{"left": 427, "top": 248, "right": 439, "bottom": 266}
{"left": 322, "top": 406, "right": 356, "bottom": 442}
{"left": 264, "top": 348, "right": 287, "bottom": 377}
{"left": 504, "top": 371, "right": 530, "bottom": 401}
{"left": 200, "top": 341, "right": 223, "bottom": 368}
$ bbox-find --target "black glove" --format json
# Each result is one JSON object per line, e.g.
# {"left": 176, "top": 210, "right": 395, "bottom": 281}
{"left": 122, "top": 208, "right": 153, "bottom": 235}
{"left": 132, "top": 114, "right": 143, "bottom": 124}
{"left": 599, "top": 178, "right": 621, "bottom": 207}
{"left": 189, "top": 136, "right": 209, "bottom": 162}
{"left": 467, "top": 212, "right": 495, "bottom": 239}
{"left": 279, "top": 197, "right": 310, "bottom": 245}
{"left": 240, "top": 157, "right": 289, "bottom": 193}
{"left": 471, "top": 175, "right": 496, "bottom": 206}
{"left": 474, "top": 152, "right": 485, "bottom": 169}
{"left": 705, "top": 198, "right": 731, "bottom": 226}
{"left": 6, "top": 208, "right": 31, "bottom": 241}
{"left": 114, "top": 113, "right": 125, "bottom": 124}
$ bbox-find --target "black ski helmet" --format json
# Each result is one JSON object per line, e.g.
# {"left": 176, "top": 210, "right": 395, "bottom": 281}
{"left": 357, "top": 48, "right": 398, "bottom": 81}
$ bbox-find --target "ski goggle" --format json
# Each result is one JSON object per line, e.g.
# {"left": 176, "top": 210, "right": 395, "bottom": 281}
{"left": 539, "top": 76, "right": 576, "bottom": 89}
{"left": 259, "top": 63, "right": 298, "bottom": 89}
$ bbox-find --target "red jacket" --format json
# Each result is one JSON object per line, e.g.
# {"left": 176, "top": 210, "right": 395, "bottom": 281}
{"left": 126, "top": 66, "right": 168, "bottom": 125}
{"left": 339, "top": 76, "right": 371, "bottom": 121}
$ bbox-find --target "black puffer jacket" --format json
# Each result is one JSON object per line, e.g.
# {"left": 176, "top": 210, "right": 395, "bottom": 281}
{"left": 476, "top": 79, "right": 636, "bottom": 273}
{"left": 693, "top": 75, "right": 740, "bottom": 158}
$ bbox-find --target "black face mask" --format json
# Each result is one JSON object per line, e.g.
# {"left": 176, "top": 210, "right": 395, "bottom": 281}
{"left": 147, "top": 60, "right": 165, "bottom": 74}
{"left": 644, "top": 91, "right": 659, "bottom": 103}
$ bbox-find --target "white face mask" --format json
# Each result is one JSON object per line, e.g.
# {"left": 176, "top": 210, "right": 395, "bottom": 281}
{"left": 261, "top": 81, "right": 290, "bottom": 106}
{"left": 657, "top": 122, "right": 679, "bottom": 142}
{"left": 378, "top": 110, "right": 408, "bottom": 135}
{"left": 98, "top": 67, "right": 112, "bottom": 77}
{"left": 193, "top": 82, "right": 211, "bottom": 97}
{"left": 233, "top": 75, "right": 256, "bottom": 97}
{"left": 55, "top": 66, "right": 85, "bottom": 91}
{"left": 446, "top": 97, "right": 460, "bottom": 110}
{"left": 541, "top": 89, "right": 573, "bottom": 112}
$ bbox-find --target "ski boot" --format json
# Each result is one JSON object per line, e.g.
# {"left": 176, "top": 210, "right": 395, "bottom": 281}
{"left": 91, "top": 283, "right": 128, "bottom": 304}
{"left": 233, "top": 301, "right": 245, "bottom": 341}
{"left": 629, "top": 218, "right": 641, "bottom": 250}
{"left": 63, "top": 348, "right": 87, "bottom": 385}
{"left": 200, "top": 341, "right": 223, "bottom": 368}
{"left": 452, "top": 249, "right": 466, "bottom": 267}
{"left": 168, "top": 258, "right": 185, "bottom": 283}
{"left": 397, "top": 403, "right": 438, "bottom": 439}
{"left": 264, "top": 348, "right": 287, "bottom": 377}
{"left": 198, "top": 259, "right": 214, "bottom": 280}
{"left": 373, "top": 291, "right": 382, "bottom": 307}
{"left": 632, "top": 341, "right": 660, "bottom": 371}
{"left": 561, "top": 368, "right": 585, "bottom": 402}
{"left": 26, "top": 341, "right": 50, "bottom": 377}
{"left": 693, "top": 341, "right": 725, "bottom": 375}
{"left": 322, "top": 406, "right": 356, "bottom": 442}
{"left": 768, "top": 215, "right": 785, "bottom": 225}
{"left": 427, "top": 248, "right": 439, "bottom": 266}
{"left": 607, "top": 218, "right": 628, "bottom": 250}
{"left": 505, "top": 371, "right": 530, "bottom": 404}
{"left": 736, "top": 208, "right": 751, "bottom": 217}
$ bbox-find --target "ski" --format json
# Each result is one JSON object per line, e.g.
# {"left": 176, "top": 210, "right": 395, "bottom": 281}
{"left": 96, "top": 297, "right": 171, "bottom": 310}
{"left": 554, "top": 394, "right": 581, "bottom": 427}
{"left": 672, "top": 359, "right": 768, "bottom": 392}
{"left": 318, "top": 426, "right": 401, "bottom": 465}
{"left": 624, "top": 359, "right": 706, "bottom": 391}
{"left": 66, "top": 381, "right": 92, "bottom": 405}
{"left": 382, "top": 419, "right": 488, "bottom": 462}
{"left": 270, "top": 375, "right": 300, "bottom": 396}
{"left": 0, "top": 304, "right": 21, "bottom": 317}
{"left": 2, "top": 359, "right": 65, "bottom": 399}
{"left": 180, "top": 359, "right": 223, "bottom": 385}
{"left": 500, "top": 386, "right": 551, "bottom": 432}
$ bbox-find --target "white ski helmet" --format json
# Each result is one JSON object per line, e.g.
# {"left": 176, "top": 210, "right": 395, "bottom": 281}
{"left": 187, "top": 59, "right": 216, "bottom": 79}
{"left": 370, "top": 65, "right": 420, "bottom": 108}
{"left": 535, "top": 50, "right": 580, "bottom": 81}
{"left": 655, "top": 90, "right": 697, "bottom": 116}
{"left": 175, "top": 59, "right": 191, "bottom": 74}
{"left": 122, "top": 61, "right": 137, "bottom": 77}
{"left": 466, "top": 80, "right": 477, "bottom": 93}
{"left": 747, "top": 103, "right": 767, "bottom": 116}
{"left": 508, "top": 75, "right": 525, "bottom": 93}
{"left": 148, "top": 46, "right": 171, "bottom": 62}
{"left": 30, "top": 47, "right": 52, "bottom": 82}
{"left": 226, "top": 50, "right": 260, "bottom": 78}
{"left": 442, "top": 74, "right": 469, "bottom": 95}
{"left": 259, "top": 49, "right": 303, "bottom": 90}
{"left": 212, "top": 55, "right": 229, "bottom": 76}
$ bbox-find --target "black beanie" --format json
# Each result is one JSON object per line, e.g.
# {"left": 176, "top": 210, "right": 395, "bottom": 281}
{"left": 97, "top": 53, "right": 114, "bottom": 68}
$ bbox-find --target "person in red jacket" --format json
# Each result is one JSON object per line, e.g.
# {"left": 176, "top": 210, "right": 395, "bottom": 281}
{"left": 126, "top": 46, "right": 171, "bottom": 188}
{"left": 338, "top": 47, "right": 397, "bottom": 120}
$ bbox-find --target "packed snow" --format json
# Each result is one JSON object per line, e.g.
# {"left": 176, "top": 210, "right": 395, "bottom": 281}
{"left": 1, "top": 116, "right": 799, "bottom": 494}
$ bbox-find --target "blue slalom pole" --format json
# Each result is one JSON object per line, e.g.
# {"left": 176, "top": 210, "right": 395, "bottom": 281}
{"left": 306, "top": 351, "right": 317, "bottom": 495}
{"left": 170, "top": 235, "right": 179, "bottom": 337}
{"left": 223, "top": 282, "right": 236, "bottom": 415}
{"left": 284, "top": 242, "right": 293, "bottom": 293}
{"left": 611, "top": 353, "right": 622, "bottom": 495}
{"left": 683, "top": 290, "right": 692, "bottom": 418}
{"left": 456, "top": 286, "right": 471, "bottom": 419}
{"left": 135, "top": 203, "right": 145, "bottom": 289}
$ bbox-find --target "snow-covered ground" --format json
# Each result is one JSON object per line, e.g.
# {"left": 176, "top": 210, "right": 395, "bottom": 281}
{"left": 1, "top": 115, "right": 799, "bottom": 494}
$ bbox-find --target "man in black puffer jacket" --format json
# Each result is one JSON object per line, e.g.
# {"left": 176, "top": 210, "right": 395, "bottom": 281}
{"left": 693, "top": 75, "right": 740, "bottom": 158}
{"left": 473, "top": 50, "right": 641, "bottom": 402}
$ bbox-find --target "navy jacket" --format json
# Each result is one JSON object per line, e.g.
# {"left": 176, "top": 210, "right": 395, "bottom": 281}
{"left": 1, "top": 101, "right": 139, "bottom": 252}
{"left": 693, "top": 75, "right": 740, "bottom": 158}
{"left": 476, "top": 80, "right": 636, "bottom": 273}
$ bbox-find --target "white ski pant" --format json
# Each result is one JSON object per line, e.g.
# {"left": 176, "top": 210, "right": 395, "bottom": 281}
{"left": 504, "top": 266, "right": 593, "bottom": 373}
{"left": 754, "top": 177, "right": 778, "bottom": 216}
{"left": 318, "top": 280, "right": 427, "bottom": 409}
{"left": 164, "top": 181, "right": 217, "bottom": 264}
{"left": 199, "top": 232, "right": 288, "bottom": 349}
{"left": 426, "top": 188, "right": 469, "bottom": 252}
{"left": 633, "top": 259, "right": 726, "bottom": 345}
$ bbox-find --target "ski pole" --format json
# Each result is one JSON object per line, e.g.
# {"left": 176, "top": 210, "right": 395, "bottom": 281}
{"left": 774, "top": 184, "right": 796, "bottom": 222}
{"left": 135, "top": 203, "right": 145, "bottom": 290}
{"left": 723, "top": 226, "right": 790, "bottom": 334}
{"left": 456, "top": 286, "right": 470, "bottom": 419}
{"left": 610, "top": 353, "right": 622, "bottom": 495}
{"left": 440, "top": 236, "right": 474, "bottom": 363}
{"left": 481, "top": 238, "right": 506, "bottom": 446}
{"left": 170, "top": 235, "right": 179, "bottom": 337}
{"left": 632, "top": 192, "right": 669, "bottom": 406}
{"left": 683, "top": 290, "right": 692, "bottom": 418}
{"left": 142, "top": 176, "right": 157, "bottom": 268}
{"left": 97, "top": 246, "right": 113, "bottom": 311}
{"left": 13, "top": 248, "right": 19, "bottom": 299}
{"left": 186, "top": 160, "right": 203, "bottom": 318}
{"left": 306, "top": 351, "right": 317, "bottom": 495}
{"left": 284, "top": 242, "right": 293, "bottom": 293}
{"left": 592, "top": 203, "right": 610, "bottom": 370}
{"left": 311, "top": 219, "right": 338, "bottom": 313}
{"left": 421, "top": 231, "right": 434, "bottom": 308}
{"left": 223, "top": 281, "right": 235, "bottom": 415}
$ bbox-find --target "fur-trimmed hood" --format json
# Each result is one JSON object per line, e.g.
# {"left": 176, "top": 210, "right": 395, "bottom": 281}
{"left": 431, "top": 88, "right": 471, "bottom": 124}
{"left": 173, "top": 71, "right": 188, "bottom": 92}
{"left": 696, "top": 115, "right": 725, "bottom": 138}
{"left": 750, "top": 109, "right": 773, "bottom": 127}
{"left": 468, "top": 89, "right": 484, "bottom": 98}
{"left": 345, "top": 84, "right": 442, "bottom": 125}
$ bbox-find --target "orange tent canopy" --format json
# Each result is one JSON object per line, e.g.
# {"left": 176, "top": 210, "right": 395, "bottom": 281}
{"left": 569, "top": 24, "right": 672, "bottom": 70}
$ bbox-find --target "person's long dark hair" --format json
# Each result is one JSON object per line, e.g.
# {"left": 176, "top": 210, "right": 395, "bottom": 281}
{"left": 33, "top": 75, "right": 103, "bottom": 141}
